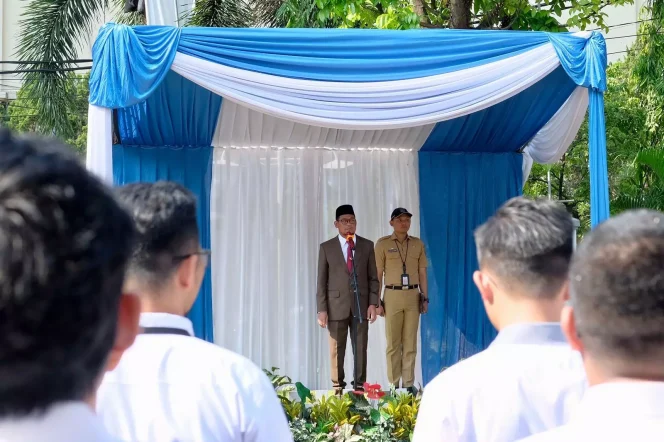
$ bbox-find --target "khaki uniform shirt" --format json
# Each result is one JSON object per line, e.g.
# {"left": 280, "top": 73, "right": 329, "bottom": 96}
{"left": 375, "top": 233, "right": 427, "bottom": 286}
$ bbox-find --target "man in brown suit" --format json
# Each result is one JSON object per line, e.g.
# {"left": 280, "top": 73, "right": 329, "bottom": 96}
{"left": 317, "top": 204, "right": 380, "bottom": 394}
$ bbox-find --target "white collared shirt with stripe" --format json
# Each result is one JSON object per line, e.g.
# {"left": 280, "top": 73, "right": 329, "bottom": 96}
{"left": 412, "top": 323, "right": 587, "bottom": 442}
{"left": 96, "top": 313, "right": 293, "bottom": 442}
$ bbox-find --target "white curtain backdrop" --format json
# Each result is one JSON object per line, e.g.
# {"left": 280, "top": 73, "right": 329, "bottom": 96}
{"left": 210, "top": 146, "right": 421, "bottom": 389}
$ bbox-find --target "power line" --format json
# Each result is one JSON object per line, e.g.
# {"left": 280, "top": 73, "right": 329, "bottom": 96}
{"left": 0, "top": 59, "right": 92, "bottom": 65}
{"left": 587, "top": 18, "right": 655, "bottom": 31}
{"left": 605, "top": 31, "right": 664, "bottom": 40}
{"left": 0, "top": 66, "right": 92, "bottom": 75}
{"left": 608, "top": 49, "right": 630, "bottom": 55}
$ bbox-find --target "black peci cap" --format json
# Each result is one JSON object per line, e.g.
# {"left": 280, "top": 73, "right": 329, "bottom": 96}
{"left": 391, "top": 207, "right": 413, "bottom": 220}
{"left": 336, "top": 204, "right": 355, "bottom": 220}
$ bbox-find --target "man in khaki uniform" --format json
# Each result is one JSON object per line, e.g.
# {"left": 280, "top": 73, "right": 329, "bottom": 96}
{"left": 375, "top": 207, "right": 428, "bottom": 391}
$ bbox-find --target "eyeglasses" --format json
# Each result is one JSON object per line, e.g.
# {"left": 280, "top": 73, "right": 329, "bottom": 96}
{"left": 173, "top": 249, "right": 211, "bottom": 267}
{"left": 338, "top": 219, "right": 357, "bottom": 226}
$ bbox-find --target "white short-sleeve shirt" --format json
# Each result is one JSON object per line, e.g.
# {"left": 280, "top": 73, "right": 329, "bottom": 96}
{"left": 96, "top": 313, "right": 293, "bottom": 442}
{"left": 0, "top": 402, "right": 118, "bottom": 442}
{"left": 412, "top": 323, "right": 587, "bottom": 442}
{"left": 518, "top": 382, "right": 664, "bottom": 442}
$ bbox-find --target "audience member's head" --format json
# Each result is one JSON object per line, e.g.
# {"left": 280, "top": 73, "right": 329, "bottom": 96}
{"left": 116, "top": 181, "right": 207, "bottom": 315}
{"left": 473, "top": 197, "right": 574, "bottom": 329}
{"left": 564, "top": 209, "right": 664, "bottom": 384}
{"left": 0, "top": 129, "right": 139, "bottom": 416}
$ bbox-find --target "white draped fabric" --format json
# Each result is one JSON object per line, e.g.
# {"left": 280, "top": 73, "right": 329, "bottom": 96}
{"left": 88, "top": 42, "right": 590, "bottom": 186}
{"left": 86, "top": 104, "right": 114, "bottom": 185}
{"left": 213, "top": 100, "right": 435, "bottom": 150}
{"left": 171, "top": 43, "right": 560, "bottom": 130}
{"left": 210, "top": 145, "right": 422, "bottom": 389}
{"left": 523, "top": 86, "right": 589, "bottom": 164}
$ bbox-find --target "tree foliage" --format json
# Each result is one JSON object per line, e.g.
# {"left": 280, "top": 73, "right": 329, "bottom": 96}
{"left": 185, "top": 0, "right": 252, "bottom": 27}
{"left": 274, "top": 0, "right": 632, "bottom": 30}
{"left": 2, "top": 74, "right": 90, "bottom": 156}
{"left": 524, "top": 6, "right": 664, "bottom": 232}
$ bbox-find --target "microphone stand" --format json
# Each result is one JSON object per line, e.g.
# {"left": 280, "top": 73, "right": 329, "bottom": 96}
{"left": 349, "top": 241, "right": 363, "bottom": 395}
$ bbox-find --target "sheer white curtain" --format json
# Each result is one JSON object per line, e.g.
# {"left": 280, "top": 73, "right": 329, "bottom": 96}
{"left": 210, "top": 147, "right": 421, "bottom": 389}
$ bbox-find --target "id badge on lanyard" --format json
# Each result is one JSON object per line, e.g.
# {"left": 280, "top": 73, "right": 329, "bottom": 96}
{"left": 395, "top": 239, "right": 409, "bottom": 287}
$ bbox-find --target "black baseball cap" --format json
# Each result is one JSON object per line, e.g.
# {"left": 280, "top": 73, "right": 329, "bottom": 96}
{"left": 391, "top": 208, "right": 413, "bottom": 220}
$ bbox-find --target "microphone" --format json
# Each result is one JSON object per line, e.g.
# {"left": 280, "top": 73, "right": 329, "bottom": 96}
{"left": 346, "top": 234, "right": 355, "bottom": 252}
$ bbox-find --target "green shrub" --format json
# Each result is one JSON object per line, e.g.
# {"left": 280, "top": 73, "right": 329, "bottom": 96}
{"left": 264, "top": 368, "right": 421, "bottom": 442}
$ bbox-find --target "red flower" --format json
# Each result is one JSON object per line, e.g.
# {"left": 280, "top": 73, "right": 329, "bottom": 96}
{"left": 363, "top": 383, "right": 385, "bottom": 400}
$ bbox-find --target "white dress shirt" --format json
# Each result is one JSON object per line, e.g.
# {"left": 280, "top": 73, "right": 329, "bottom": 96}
{"left": 412, "top": 323, "right": 587, "bottom": 442}
{"left": 519, "top": 381, "right": 664, "bottom": 442}
{"left": 97, "top": 313, "right": 293, "bottom": 442}
{"left": 0, "top": 402, "right": 117, "bottom": 442}
{"left": 338, "top": 234, "right": 356, "bottom": 263}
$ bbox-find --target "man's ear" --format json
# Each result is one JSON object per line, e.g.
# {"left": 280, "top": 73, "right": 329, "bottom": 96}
{"left": 105, "top": 293, "right": 141, "bottom": 372}
{"left": 560, "top": 280, "right": 571, "bottom": 302}
{"left": 176, "top": 256, "right": 198, "bottom": 291}
{"left": 473, "top": 270, "right": 494, "bottom": 305}
{"left": 561, "top": 305, "right": 583, "bottom": 352}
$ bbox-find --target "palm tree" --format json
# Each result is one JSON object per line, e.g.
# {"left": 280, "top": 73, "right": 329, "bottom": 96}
{"left": 15, "top": 0, "right": 273, "bottom": 140}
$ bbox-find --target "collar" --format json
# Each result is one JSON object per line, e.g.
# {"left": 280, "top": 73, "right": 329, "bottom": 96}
{"left": 390, "top": 233, "right": 409, "bottom": 243}
{"left": 139, "top": 312, "right": 194, "bottom": 336}
{"left": 0, "top": 402, "right": 115, "bottom": 441}
{"left": 338, "top": 234, "right": 356, "bottom": 245}
{"left": 490, "top": 323, "right": 567, "bottom": 347}
{"left": 576, "top": 382, "right": 664, "bottom": 419}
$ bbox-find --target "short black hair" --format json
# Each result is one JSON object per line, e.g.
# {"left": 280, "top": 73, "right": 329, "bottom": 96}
{"left": 474, "top": 196, "right": 574, "bottom": 298}
{"left": 116, "top": 181, "right": 199, "bottom": 289}
{"left": 0, "top": 129, "right": 135, "bottom": 416}
{"left": 570, "top": 209, "right": 664, "bottom": 362}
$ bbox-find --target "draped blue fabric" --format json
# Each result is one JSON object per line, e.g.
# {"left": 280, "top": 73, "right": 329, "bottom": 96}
{"left": 117, "top": 71, "right": 222, "bottom": 147}
{"left": 421, "top": 67, "right": 576, "bottom": 152}
{"left": 418, "top": 152, "right": 523, "bottom": 385}
{"left": 549, "top": 31, "right": 609, "bottom": 226}
{"left": 90, "top": 24, "right": 181, "bottom": 108}
{"left": 112, "top": 72, "right": 221, "bottom": 342}
{"left": 88, "top": 24, "right": 598, "bottom": 102}
{"left": 589, "top": 91, "right": 610, "bottom": 226}
{"left": 548, "top": 32, "right": 607, "bottom": 91}
{"left": 178, "top": 28, "right": 550, "bottom": 81}
{"left": 113, "top": 146, "right": 215, "bottom": 341}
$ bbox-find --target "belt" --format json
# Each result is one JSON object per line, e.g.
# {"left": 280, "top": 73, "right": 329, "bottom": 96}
{"left": 385, "top": 284, "right": 419, "bottom": 291}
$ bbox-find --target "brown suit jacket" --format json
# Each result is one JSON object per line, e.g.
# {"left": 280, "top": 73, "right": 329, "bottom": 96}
{"left": 316, "top": 235, "right": 380, "bottom": 321}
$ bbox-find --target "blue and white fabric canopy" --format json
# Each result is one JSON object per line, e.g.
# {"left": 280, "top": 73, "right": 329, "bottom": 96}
{"left": 86, "top": 24, "right": 608, "bottom": 388}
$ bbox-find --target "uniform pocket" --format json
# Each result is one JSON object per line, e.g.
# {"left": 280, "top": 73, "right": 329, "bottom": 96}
{"left": 329, "top": 290, "right": 340, "bottom": 298}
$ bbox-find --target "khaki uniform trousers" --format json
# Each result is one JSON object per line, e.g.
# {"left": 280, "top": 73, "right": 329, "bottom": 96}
{"left": 384, "top": 288, "right": 420, "bottom": 387}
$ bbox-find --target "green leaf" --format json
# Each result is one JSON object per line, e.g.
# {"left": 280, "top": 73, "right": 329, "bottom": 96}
{"left": 375, "top": 13, "right": 388, "bottom": 28}
{"left": 295, "top": 382, "right": 312, "bottom": 403}
{"left": 370, "top": 408, "right": 381, "bottom": 424}
{"left": 636, "top": 149, "right": 664, "bottom": 182}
